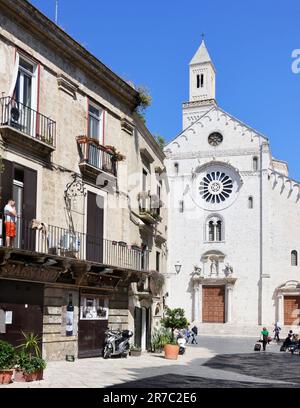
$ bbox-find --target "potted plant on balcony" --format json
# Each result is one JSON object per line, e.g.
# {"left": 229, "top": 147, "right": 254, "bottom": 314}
{"left": 118, "top": 241, "right": 127, "bottom": 248}
{"left": 160, "top": 308, "right": 189, "bottom": 360}
{"left": 105, "top": 145, "right": 126, "bottom": 161}
{"left": 0, "top": 340, "right": 15, "bottom": 384}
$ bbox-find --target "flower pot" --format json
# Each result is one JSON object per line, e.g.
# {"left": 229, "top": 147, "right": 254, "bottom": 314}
{"left": 14, "top": 369, "right": 26, "bottom": 382}
{"left": 24, "top": 371, "right": 39, "bottom": 382}
{"left": 0, "top": 370, "right": 13, "bottom": 384}
{"left": 130, "top": 350, "right": 142, "bottom": 357}
{"left": 36, "top": 369, "right": 44, "bottom": 381}
{"left": 164, "top": 344, "right": 179, "bottom": 360}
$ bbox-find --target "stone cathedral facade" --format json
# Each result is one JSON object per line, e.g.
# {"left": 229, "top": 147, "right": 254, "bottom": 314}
{"left": 164, "top": 40, "right": 300, "bottom": 334}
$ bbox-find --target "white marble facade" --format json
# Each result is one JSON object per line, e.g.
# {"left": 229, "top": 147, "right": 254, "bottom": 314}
{"left": 164, "top": 40, "right": 300, "bottom": 331}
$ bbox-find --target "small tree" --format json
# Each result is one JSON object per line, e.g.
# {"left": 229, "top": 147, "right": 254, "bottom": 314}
{"left": 160, "top": 308, "right": 189, "bottom": 341}
{"left": 153, "top": 134, "right": 166, "bottom": 150}
{"left": 136, "top": 85, "right": 152, "bottom": 123}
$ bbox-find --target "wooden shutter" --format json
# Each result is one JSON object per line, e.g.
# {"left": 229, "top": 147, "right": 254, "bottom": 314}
{"left": 1, "top": 160, "right": 13, "bottom": 243}
{"left": 146, "top": 307, "right": 151, "bottom": 351}
{"left": 22, "top": 167, "right": 37, "bottom": 250}
{"left": 134, "top": 306, "right": 142, "bottom": 348}
{"left": 86, "top": 191, "right": 104, "bottom": 262}
{"left": 1, "top": 159, "right": 13, "bottom": 214}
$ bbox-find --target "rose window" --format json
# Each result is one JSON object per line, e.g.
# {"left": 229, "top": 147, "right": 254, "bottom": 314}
{"left": 199, "top": 171, "right": 233, "bottom": 203}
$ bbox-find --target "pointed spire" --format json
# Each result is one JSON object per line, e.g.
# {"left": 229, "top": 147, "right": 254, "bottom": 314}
{"left": 189, "top": 38, "right": 213, "bottom": 67}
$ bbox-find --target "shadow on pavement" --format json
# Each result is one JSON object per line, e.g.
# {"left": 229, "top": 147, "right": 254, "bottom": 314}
{"left": 203, "top": 352, "right": 300, "bottom": 385}
{"left": 107, "top": 351, "right": 300, "bottom": 388}
{"left": 108, "top": 373, "right": 292, "bottom": 388}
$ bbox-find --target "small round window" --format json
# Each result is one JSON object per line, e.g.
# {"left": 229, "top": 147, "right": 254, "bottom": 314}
{"left": 208, "top": 132, "right": 223, "bottom": 146}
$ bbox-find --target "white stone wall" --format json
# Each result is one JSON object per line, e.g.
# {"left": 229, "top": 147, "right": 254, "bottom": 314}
{"left": 165, "top": 104, "right": 300, "bottom": 328}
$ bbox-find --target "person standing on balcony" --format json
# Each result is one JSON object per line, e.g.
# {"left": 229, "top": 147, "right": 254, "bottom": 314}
{"left": 4, "top": 199, "right": 17, "bottom": 247}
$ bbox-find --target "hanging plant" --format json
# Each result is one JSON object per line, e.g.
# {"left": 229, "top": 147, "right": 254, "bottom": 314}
{"left": 105, "top": 145, "right": 126, "bottom": 161}
{"left": 149, "top": 270, "right": 165, "bottom": 296}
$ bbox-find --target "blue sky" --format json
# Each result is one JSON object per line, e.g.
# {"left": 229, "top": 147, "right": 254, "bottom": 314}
{"left": 30, "top": 0, "right": 300, "bottom": 178}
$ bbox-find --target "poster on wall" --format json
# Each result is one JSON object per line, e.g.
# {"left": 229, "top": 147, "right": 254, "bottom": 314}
{"left": 80, "top": 297, "right": 108, "bottom": 320}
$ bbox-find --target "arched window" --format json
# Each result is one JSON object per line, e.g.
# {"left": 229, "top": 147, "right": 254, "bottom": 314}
{"left": 248, "top": 196, "right": 253, "bottom": 209}
{"left": 291, "top": 250, "right": 298, "bottom": 266}
{"left": 253, "top": 157, "right": 259, "bottom": 171}
{"left": 216, "top": 221, "right": 222, "bottom": 241}
{"left": 207, "top": 216, "right": 223, "bottom": 242}
{"left": 208, "top": 221, "right": 215, "bottom": 241}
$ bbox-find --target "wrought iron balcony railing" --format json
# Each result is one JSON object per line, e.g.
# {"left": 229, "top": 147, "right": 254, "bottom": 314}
{"left": 0, "top": 96, "right": 56, "bottom": 147}
{"left": 1, "top": 218, "right": 149, "bottom": 272}
{"left": 77, "top": 136, "right": 117, "bottom": 177}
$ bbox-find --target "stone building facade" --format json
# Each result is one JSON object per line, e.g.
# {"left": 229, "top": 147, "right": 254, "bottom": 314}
{"left": 165, "top": 40, "right": 300, "bottom": 335}
{"left": 0, "top": 0, "right": 167, "bottom": 359}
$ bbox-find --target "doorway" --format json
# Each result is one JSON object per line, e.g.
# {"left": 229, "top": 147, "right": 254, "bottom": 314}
{"left": 0, "top": 280, "right": 43, "bottom": 350}
{"left": 284, "top": 296, "right": 300, "bottom": 325}
{"left": 134, "top": 306, "right": 151, "bottom": 351}
{"left": 78, "top": 295, "right": 108, "bottom": 358}
{"left": 86, "top": 192, "right": 104, "bottom": 263}
{"left": 202, "top": 286, "right": 225, "bottom": 323}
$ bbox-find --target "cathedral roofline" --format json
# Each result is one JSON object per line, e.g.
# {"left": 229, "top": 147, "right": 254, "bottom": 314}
{"left": 165, "top": 106, "right": 268, "bottom": 149}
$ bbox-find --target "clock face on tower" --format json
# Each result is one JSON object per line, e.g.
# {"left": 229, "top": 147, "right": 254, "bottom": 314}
{"left": 208, "top": 132, "right": 223, "bottom": 146}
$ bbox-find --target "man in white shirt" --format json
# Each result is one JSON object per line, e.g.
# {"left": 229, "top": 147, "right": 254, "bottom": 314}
{"left": 4, "top": 199, "right": 17, "bottom": 247}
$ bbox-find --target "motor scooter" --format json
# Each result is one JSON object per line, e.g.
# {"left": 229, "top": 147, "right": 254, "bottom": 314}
{"left": 177, "top": 333, "right": 187, "bottom": 355}
{"left": 103, "top": 329, "right": 133, "bottom": 359}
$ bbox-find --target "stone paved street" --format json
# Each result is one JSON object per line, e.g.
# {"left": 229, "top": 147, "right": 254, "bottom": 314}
{"left": 2, "top": 336, "right": 299, "bottom": 388}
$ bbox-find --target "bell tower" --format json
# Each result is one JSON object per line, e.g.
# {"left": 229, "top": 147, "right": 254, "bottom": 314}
{"left": 183, "top": 38, "right": 217, "bottom": 129}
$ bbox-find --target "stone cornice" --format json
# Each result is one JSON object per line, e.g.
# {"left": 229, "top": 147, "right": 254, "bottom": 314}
{"left": 165, "top": 148, "right": 260, "bottom": 160}
{"left": 182, "top": 99, "right": 217, "bottom": 109}
{"left": 0, "top": 0, "right": 140, "bottom": 110}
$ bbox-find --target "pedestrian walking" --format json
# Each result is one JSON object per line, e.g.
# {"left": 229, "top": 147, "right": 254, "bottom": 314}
{"left": 273, "top": 322, "right": 281, "bottom": 342}
{"left": 191, "top": 325, "right": 198, "bottom": 344}
{"left": 261, "top": 327, "right": 269, "bottom": 351}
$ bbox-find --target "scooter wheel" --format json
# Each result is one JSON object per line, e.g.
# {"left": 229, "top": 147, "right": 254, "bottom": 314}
{"left": 103, "top": 346, "right": 112, "bottom": 359}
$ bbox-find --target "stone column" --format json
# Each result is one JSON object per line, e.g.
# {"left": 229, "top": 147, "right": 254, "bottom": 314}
{"left": 192, "top": 280, "right": 202, "bottom": 322}
{"left": 277, "top": 293, "right": 284, "bottom": 325}
{"left": 226, "top": 284, "right": 233, "bottom": 323}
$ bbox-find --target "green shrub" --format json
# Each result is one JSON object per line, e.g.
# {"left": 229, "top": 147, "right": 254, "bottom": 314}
{"left": 151, "top": 327, "right": 172, "bottom": 352}
{"left": 160, "top": 308, "right": 189, "bottom": 340}
{"left": 0, "top": 340, "right": 15, "bottom": 370}
{"left": 15, "top": 352, "right": 46, "bottom": 374}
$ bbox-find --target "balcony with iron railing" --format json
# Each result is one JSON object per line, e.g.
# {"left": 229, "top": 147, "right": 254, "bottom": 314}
{"left": 0, "top": 218, "right": 149, "bottom": 273}
{"left": 0, "top": 96, "right": 56, "bottom": 157}
{"left": 137, "top": 191, "right": 163, "bottom": 225}
{"left": 76, "top": 136, "right": 118, "bottom": 180}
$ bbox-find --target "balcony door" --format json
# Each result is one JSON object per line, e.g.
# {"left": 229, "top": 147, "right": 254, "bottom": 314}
{"left": 88, "top": 103, "right": 103, "bottom": 168}
{"left": 86, "top": 192, "right": 104, "bottom": 263}
{"left": 2, "top": 159, "right": 37, "bottom": 251}
{"left": 14, "top": 57, "right": 37, "bottom": 137}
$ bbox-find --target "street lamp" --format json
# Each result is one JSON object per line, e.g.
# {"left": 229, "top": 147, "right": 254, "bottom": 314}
{"left": 174, "top": 261, "right": 182, "bottom": 274}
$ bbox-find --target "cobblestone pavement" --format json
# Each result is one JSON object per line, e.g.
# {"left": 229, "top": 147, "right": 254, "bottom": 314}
{"left": 2, "top": 336, "right": 299, "bottom": 388}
